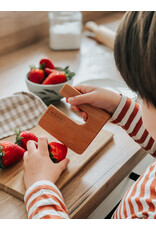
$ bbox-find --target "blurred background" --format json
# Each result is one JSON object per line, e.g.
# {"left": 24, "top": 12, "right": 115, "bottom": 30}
{"left": 0, "top": 11, "right": 124, "bottom": 56}
{"left": 1, "top": 11, "right": 138, "bottom": 102}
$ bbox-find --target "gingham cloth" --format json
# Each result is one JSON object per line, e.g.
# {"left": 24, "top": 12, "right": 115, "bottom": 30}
{"left": 0, "top": 92, "right": 47, "bottom": 139}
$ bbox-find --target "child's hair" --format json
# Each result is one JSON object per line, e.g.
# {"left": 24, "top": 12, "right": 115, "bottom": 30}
{"left": 114, "top": 11, "right": 156, "bottom": 107}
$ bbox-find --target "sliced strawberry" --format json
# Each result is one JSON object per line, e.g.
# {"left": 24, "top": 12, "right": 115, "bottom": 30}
{"left": 42, "top": 72, "right": 67, "bottom": 85}
{"left": 48, "top": 142, "right": 68, "bottom": 163}
{"left": 0, "top": 141, "right": 25, "bottom": 168}
{"left": 44, "top": 68, "right": 58, "bottom": 77}
{"left": 40, "top": 59, "right": 55, "bottom": 69}
{"left": 15, "top": 129, "right": 38, "bottom": 150}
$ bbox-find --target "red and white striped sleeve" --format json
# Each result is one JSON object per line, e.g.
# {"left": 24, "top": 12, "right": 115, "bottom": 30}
{"left": 110, "top": 95, "right": 156, "bottom": 157}
{"left": 110, "top": 96, "right": 156, "bottom": 219}
{"left": 24, "top": 181, "right": 69, "bottom": 219}
{"left": 112, "top": 160, "right": 156, "bottom": 219}
{"left": 24, "top": 95, "right": 156, "bottom": 220}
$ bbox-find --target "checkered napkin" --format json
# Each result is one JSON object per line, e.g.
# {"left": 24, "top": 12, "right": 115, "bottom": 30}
{"left": 0, "top": 92, "right": 47, "bottom": 139}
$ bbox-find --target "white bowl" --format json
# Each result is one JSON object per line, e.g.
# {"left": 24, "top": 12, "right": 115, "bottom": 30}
{"left": 25, "top": 76, "right": 73, "bottom": 105}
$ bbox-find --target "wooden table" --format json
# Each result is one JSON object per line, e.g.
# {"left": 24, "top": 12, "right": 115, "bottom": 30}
{"left": 0, "top": 14, "right": 147, "bottom": 219}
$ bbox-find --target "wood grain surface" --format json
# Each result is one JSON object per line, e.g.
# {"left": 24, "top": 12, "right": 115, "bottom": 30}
{"left": 0, "top": 125, "right": 113, "bottom": 201}
{"left": 39, "top": 84, "right": 110, "bottom": 154}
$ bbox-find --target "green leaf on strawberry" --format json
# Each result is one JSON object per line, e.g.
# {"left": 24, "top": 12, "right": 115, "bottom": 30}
{"left": 39, "top": 63, "right": 45, "bottom": 70}
{"left": 0, "top": 145, "right": 5, "bottom": 169}
{"left": 49, "top": 151, "right": 58, "bottom": 163}
{"left": 0, "top": 157, "right": 6, "bottom": 169}
{"left": 51, "top": 158, "right": 58, "bottom": 163}
{"left": 55, "top": 66, "right": 75, "bottom": 81}
{"left": 48, "top": 144, "right": 51, "bottom": 153}
{"left": 14, "top": 128, "right": 38, "bottom": 150}
{"left": 49, "top": 152, "right": 53, "bottom": 158}
{"left": 0, "top": 146, "right": 4, "bottom": 153}
{"left": 30, "top": 65, "right": 37, "bottom": 70}
{"left": 14, "top": 129, "right": 24, "bottom": 146}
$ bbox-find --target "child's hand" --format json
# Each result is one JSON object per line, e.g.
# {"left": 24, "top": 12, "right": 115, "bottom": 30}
{"left": 23, "top": 137, "right": 70, "bottom": 190}
{"left": 68, "top": 85, "right": 122, "bottom": 121}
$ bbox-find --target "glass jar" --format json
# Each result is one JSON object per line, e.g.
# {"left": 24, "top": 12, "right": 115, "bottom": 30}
{"left": 48, "top": 11, "right": 82, "bottom": 50}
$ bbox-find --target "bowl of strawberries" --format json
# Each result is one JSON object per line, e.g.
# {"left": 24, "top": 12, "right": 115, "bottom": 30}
{"left": 26, "top": 58, "right": 75, "bottom": 105}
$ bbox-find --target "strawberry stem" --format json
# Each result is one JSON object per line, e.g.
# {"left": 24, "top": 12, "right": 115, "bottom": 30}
{"left": 55, "top": 66, "right": 75, "bottom": 81}
{"left": 48, "top": 144, "right": 51, "bottom": 153}
{"left": 0, "top": 156, "right": 6, "bottom": 169}
{"left": 14, "top": 128, "right": 23, "bottom": 146}
{"left": 0, "top": 146, "right": 3, "bottom": 153}
{"left": 14, "top": 128, "right": 21, "bottom": 136}
{"left": 39, "top": 63, "right": 45, "bottom": 70}
{"left": 49, "top": 152, "right": 54, "bottom": 159}
{"left": 51, "top": 158, "right": 58, "bottom": 163}
{"left": 30, "top": 65, "right": 37, "bottom": 70}
{"left": 0, "top": 146, "right": 5, "bottom": 169}
{"left": 0, "top": 152, "right": 5, "bottom": 157}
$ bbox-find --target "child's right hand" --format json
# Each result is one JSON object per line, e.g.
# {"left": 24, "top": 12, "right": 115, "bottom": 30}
{"left": 23, "top": 137, "right": 70, "bottom": 190}
{"left": 67, "top": 85, "right": 122, "bottom": 121}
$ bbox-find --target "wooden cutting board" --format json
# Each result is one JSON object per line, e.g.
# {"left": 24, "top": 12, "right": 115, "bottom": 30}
{"left": 0, "top": 125, "right": 113, "bottom": 201}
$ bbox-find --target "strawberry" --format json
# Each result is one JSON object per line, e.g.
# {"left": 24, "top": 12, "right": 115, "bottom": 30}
{"left": 15, "top": 129, "right": 38, "bottom": 150}
{"left": 44, "top": 68, "right": 58, "bottom": 77}
{"left": 28, "top": 68, "right": 45, "bottom": 84}
{"left": 43, "top": 66, "right": 75, "bottom": 85}
{"left": 48, "top": 142, "right": 68, "bottom": 163}
{"left": 0, "top": 141, "right": 25, "bottom": 169}
{"left": 42, "top": 72, "right": 67, "bottom": 85}
{"left": 40, "top": 59, "right": 55, "bottom": 69}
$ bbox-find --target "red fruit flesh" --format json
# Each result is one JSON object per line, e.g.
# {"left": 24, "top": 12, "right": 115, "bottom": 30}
{"left": 0, "top": 141, "right": 25, "bottom": 168}
{"left": 40, "top": 59, "right": 55, "bottom": 69}
{"left": 48, "top": 142, "right": 68, "bottom": 163}
{"left": 28, "top": 69, "right": 45, "bottom": 84}
{"left": 42, "top": 72, "right": 67, "bottom": 85}
{"left": 44, "top": 68, "right": 58, "bottom": 77}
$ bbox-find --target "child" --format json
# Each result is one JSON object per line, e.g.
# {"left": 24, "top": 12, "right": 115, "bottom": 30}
{"left": 23, "top": 11, "right": 156, "bottom": 219}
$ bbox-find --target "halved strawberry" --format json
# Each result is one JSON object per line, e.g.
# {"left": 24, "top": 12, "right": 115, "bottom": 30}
{"left": 42, "top": 66, "right": 75, "bottom": 85}
{"left": 44, "top": 68, "right": 58, "bottom": 77}
{"left": 42, "top": 71, "right": 67, "bottom": 85}
{"left": 48, "top": 142, "right": 68, "bottom": 163}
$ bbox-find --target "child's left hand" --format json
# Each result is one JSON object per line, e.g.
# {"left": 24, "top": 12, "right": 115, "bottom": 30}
{"left": 23, "top": 137, "right": 70, "bottom": 190}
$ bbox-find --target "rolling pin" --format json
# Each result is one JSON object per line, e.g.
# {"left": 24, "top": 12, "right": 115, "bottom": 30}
{"left": 85, "top": 21, "right": 115, "bottom": 50}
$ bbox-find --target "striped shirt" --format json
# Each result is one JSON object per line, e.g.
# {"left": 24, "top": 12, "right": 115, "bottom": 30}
{"left": 24, "top": 95, "right": 156, "bottom": 219}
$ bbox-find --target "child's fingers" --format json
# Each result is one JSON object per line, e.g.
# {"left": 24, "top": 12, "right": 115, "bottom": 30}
{"left": 81, "top": 112, "right": 88, "bottom": 121}
{"left": 68, "top": 92, "right": 93, "bottom": 106}
{"left": 27, "top": 140, "right": 37, "bottom": 153}
{"left": 38, "top": 136, "right": 49, "bottom": 155}
{"left": 58, "top": 158, "right": 70, "bottom": 172}
{"left": 33, "top": 141, "right": 38, "bottom": 148}
{"left": 23, "top": 151, "right": 28, "bottom": 161}
{"left": 71, "top": 105, "right": 80, "bottom": 112}
{"left": 74, "top": 85, "right": 96, "bottom": 94}
{"left": 71, "top": 105, "right": 88, "bottom": 121}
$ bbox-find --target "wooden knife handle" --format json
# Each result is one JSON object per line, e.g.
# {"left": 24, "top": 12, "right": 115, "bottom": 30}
{"left": 59, "top": 84, "right": 111, "bottom": 123}
{"left": 39, "top": 84, "right": 111, "bottom": 154}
